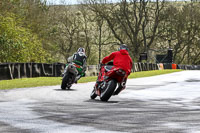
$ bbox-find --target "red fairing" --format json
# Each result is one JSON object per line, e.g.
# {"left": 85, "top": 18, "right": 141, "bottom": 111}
{"left": 106, "top": 67, "right": 128, "bottom": 82}
{"left": 97, "top": 66, "right": 106, "bottom": 82}
{"left": 101, "top": 49, "right": 133, "bottom": 74}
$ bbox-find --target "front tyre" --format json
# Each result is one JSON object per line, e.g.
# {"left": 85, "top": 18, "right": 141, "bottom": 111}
{"left": 90, "top": 88, "right": 97, "bottom": 99}
{"left": 100, "top": 80, "right": 117, "bottom": 101}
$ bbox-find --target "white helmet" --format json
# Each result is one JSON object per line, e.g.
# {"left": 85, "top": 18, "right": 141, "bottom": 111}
{"left": 77, "top": 47, "right": 85, "bottom": 53}
{"left": 119, "top": 44, "right": 129, "bottom": 51}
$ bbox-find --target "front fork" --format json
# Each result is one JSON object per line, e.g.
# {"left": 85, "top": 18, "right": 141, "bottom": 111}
{"left": 94, "top": 80, "right": 106, "bottom": 96}
{"left": 94, "top": 82, "right": 101, "bottom": 96}
{"left": 62, "top": 64, "right": 69, "bottom": 77}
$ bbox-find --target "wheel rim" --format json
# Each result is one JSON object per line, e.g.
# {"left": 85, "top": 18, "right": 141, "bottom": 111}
{"left": 100, "top": 81, "right": 111, "bottom": 97}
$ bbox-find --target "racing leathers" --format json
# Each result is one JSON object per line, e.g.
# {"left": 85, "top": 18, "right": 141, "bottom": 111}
{"left": 67, "top": 51, "right": 87, "bottom": 82}
{"left": 100, "top": 49, "right": 133, "bottom": 94}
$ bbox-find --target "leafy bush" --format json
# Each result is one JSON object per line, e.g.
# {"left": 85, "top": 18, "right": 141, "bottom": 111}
{"left": 0, "top": 13, "right": 50, "bottom": 63}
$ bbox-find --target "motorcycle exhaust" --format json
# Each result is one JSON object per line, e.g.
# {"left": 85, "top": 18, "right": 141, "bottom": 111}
{"left": 68, "top": 64, "right": 78, "bottom": 75}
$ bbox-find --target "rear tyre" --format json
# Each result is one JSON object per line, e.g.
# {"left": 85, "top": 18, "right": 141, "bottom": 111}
{"left": 61, "top": 74, "right": 68, "bottom": 90}
{"left": 90, "top": 88, "right": 97, "bottom": 99}
{"left": 100, "top": 80, "right": 117, "bottom": 101}
{"left": 61, "top": 74, "right": 73, "bottom": 90}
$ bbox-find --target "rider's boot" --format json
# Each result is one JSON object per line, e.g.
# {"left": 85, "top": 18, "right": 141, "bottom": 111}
{"left": 74, "top": 75, "right": 81, "bottom": 84}
{"left": 113, "top": 84, "right": 125, "bottom": 95}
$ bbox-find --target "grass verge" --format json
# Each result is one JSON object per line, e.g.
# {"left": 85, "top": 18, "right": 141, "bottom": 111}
{"left": 0, "top": 69, "right": 183, "bottom": 90}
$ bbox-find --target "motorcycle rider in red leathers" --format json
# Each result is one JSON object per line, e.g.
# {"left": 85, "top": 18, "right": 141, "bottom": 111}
{"left": 96, "top": 44, "right": 133, "bottom": 95}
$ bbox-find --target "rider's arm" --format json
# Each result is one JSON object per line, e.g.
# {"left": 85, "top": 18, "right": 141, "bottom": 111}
{"left": 80, "top": 56, "right": 87, "bottom": 77}
{"left": 67, "top": 53, "right": 76, "bottom": 63}
{"left": 101, "top": 52, "right": 116, "bottom": 64}
{"left": 67, "top": 56, "right": 73, "bottom": 63}
{"left": 82, "top": 57, "right": 87, "bottom": 72}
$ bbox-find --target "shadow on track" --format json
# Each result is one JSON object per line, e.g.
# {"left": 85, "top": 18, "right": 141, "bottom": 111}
{"left": 54, "top": 89, "right": 77, "bottom": 91}
{"left": 85, "top": 99, "right": 119, "bottom": 103}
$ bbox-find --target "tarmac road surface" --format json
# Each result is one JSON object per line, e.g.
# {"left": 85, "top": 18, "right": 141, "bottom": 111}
{"left": 0, "top": 70, "right": 200, "bottom": 133}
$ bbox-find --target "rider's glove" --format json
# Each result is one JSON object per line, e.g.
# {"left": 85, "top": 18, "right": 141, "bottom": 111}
{"left": 99, "top": 63, "right": 105, "bottom": 68}
{"left": 81, "top": 73, "right": 85, "bottom": 77}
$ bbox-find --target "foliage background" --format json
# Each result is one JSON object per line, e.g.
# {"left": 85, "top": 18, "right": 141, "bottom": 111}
{"left": 0, "top": 0, "right": 200, "bottom": 65}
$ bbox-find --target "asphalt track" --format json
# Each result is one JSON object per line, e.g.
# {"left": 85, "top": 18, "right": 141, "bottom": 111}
{"left": 0, "top": 70, "right": 200, "bottom": 133}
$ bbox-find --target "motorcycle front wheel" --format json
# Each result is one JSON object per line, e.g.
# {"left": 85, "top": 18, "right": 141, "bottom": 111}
{"left": 90, "top": 88, "right": 97, "bottom": 99}
{"left": 100, "top": 80, "right": 117, "bottom": 102}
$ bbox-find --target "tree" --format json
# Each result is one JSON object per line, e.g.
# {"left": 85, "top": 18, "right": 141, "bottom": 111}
{"left": 0, "top": 13, "right": 50, "bottom": 63}
{"left": 81, "top": 2, "right": 118, "bottom": 64}
{"left": 158, "top": 2, "right": 200, "bottom": 64}
{"left": 48, "top": 5, "right": 84, "bottom": 62}
{"left": 86, "top": 0, "right": 166, "bottom": 61}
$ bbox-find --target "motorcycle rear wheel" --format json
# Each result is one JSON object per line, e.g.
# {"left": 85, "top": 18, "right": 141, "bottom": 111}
{"left": 61, "top": 73, "right": 72, "bottom": 90}
{"left": 100, "top": 80, "right": 117, "bottom": 101}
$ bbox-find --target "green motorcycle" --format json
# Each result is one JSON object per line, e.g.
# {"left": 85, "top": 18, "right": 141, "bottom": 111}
{"left": 61, "top": 62, "right": 84, "bottom": 90}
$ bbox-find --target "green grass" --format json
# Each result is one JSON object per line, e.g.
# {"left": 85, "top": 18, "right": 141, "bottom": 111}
{"left": 128, "top": 69, "right": 183, "bottom": 79}
{"left": 0, "top": 77, "right": 63, "bottom": 90}
{"left": 0, "top": 69, "right": 183, "bottom": 90}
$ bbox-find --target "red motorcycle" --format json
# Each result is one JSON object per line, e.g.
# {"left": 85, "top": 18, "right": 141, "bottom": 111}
{"left": 90, "top": 63, "right": 128, "bottom": 101}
